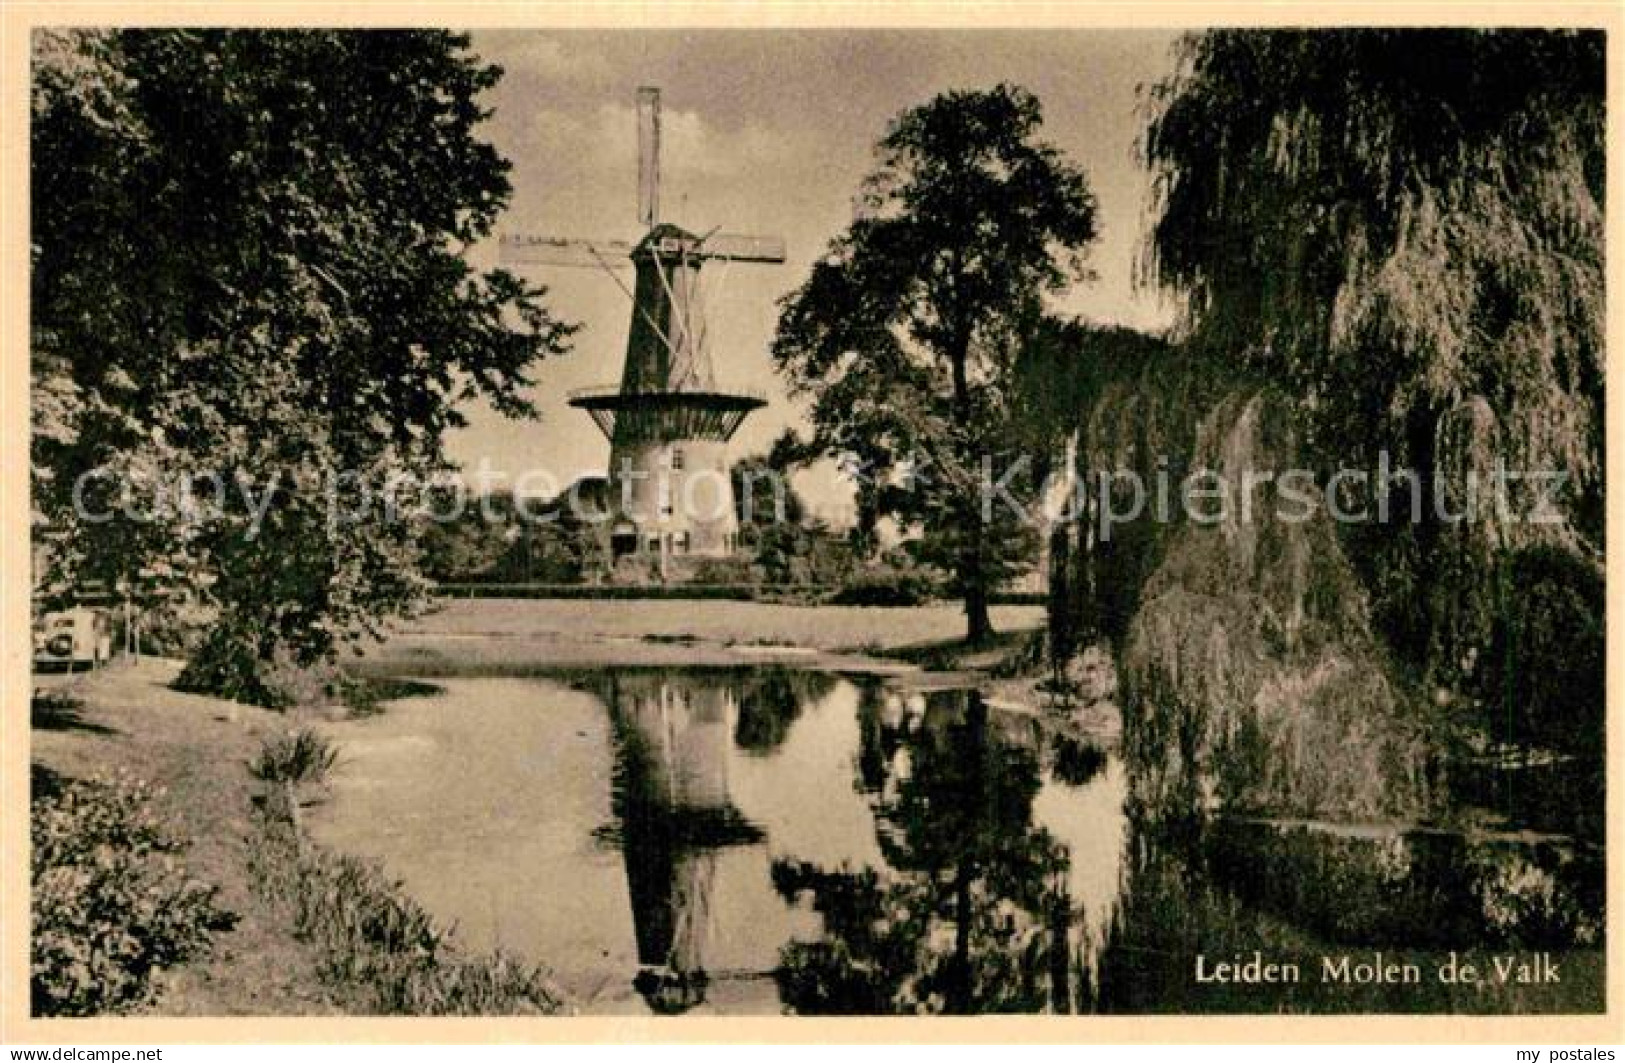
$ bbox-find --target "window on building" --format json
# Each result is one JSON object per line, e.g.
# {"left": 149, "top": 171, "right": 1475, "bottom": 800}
{"left": 646, "top": 535, "right": 660, "bottom": 553}
{"left": 673, "top": 531, "right": 689, "bottom": 555}
{"left": 670, "top": 447, "right": 685, "bottom": 471}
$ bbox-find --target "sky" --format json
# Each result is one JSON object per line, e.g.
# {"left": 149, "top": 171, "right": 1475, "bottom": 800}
{"left": 448, "top": 29, "right": 1182, "bottom": 521}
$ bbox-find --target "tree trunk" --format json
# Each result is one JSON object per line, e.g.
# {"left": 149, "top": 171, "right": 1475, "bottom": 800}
{"left": 1047, "top": 519, "right": 1073, "bottom": 674}
{"left": 949, "top": 863, "right": 974, "bottom": 1013}
{"left": 964, "top": 573, "right": 994, "bottom": 646}
{"left": 948, "top": 323, "right": 994, "bottom": 647}
{"left": 1047, "top": 443, "right": 1096, "bottom": 669}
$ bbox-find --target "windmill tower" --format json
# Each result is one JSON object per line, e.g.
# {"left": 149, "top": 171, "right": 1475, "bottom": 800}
{"left": 502, "top": 88, "right": 784, "bottom": 572}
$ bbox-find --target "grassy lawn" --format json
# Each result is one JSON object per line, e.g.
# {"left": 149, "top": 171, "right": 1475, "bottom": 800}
{"left": 355, "top": 597, "right": 1044, "bottom": 677}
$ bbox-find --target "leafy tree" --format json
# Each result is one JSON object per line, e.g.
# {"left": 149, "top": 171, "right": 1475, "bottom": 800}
{"left": 731, "top": 450, "right": 807, "bottom": 532}
{"left": 417, "top": 508, "right": 512, "bottom": 584}
{"left": 416, "top": 489, "right": 588, "bottom": 585}
{"left": 1141, "top": 30, "right": 1604, "bottom": 731}
{"left": 32, "top": 30, "right": 574, "bottom": 704}
{"left": 774, "top": 84, "right": 1097, "bottom": 643}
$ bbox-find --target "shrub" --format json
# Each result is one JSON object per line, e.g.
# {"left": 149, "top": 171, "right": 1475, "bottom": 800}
{"left": 338, "top": 677, "right": 441, "bottom": 719}
{"left": 686, "top": 557, "right": 759, "bottom": 586}
{"left": 132, "top": 600, "right": 213, "bottom": 658}
{"left": 31, "top": 775, "right": 222, "bottom": 1015}
{"left": 173, "top": 630, "right": 300, "bottom": 709}
{"left": 433, "top": 582, "right": 756, "bottom": 600}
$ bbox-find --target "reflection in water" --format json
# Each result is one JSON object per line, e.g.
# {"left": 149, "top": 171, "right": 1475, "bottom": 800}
{"left": 606, "top": 673, "right": 741, "bottom": 1012}
{"left": 1092, "top": 811, "right": 1605, "bottom": 1013}
{"left": 758, "top": 680, "right": 1603, "bottom": 1015}
{"left": 775, "top": 685, "right": 1093, "bottom": 1014}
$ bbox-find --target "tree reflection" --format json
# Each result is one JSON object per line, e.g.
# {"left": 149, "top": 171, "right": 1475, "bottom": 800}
{"left": 733, "top": 668, "right": 835, "bottom": 753}
{"left": 773, "top": 687, "right": 1083, "bottom": 1013}
{"left": 1091, "top": 806, "right": 1606, "bottom": 1014}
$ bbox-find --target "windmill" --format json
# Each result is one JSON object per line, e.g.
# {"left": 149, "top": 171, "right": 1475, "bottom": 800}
{"left": 501, "top": 87, "right": 784, "bottom": 571}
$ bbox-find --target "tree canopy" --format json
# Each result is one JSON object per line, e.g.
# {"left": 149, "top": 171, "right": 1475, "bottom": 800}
{"left": 1140, "top": 29, "right": 1604, "bottom": 735}
{"left": 1143, "top": 29, "right": 1603, "bottom": 537}
{"left": 32, "top": 30, "right": 574, "bottom": 703}
{"left": 774, "top": 84, "right": 1097, "bottom": 642}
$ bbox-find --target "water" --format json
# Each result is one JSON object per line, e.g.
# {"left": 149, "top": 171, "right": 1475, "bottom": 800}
{"left": 308, "top": 668, "right": 1604, "bottom": 1015}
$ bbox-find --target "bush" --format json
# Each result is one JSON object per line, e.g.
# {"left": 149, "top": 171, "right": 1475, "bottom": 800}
{"left": 132, "top": 600, "right": 213, "bottom": 658}
{"left": 433, "top": 582, "right": 756, "bottom": 601}
{"left": 338, "top": 677, "right": 442, "bottom": 719}
{"left": 177, "top": 632, "right": 368, "bottom": 711}
{"left": 31, "top": 774, "right": 222, "bottom": 1015}
{"left": 173, "top": 629, "right": 301, "bottom": 709}
{"left": 686, "top": 557, "right": 759, "bottom": 586}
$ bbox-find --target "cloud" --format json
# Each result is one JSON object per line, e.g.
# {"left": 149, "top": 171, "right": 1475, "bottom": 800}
{"left": 526, "top": 102, "right": 795, "bottom": 186}
{"left": 474, "top": 33, "right": 609, "bottom": 82}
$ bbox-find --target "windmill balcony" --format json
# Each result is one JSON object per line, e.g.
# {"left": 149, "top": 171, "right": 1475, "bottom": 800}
{"left": 568, "top": 385, "right": 768, "bottom": 444}
{"left": 566, "top": 384, "right": 768, "bottom": 404}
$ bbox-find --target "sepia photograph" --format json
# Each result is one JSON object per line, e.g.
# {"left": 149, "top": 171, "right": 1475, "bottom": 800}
{"left": 7, "top": 5, "right": 1616, "bottom": 1042}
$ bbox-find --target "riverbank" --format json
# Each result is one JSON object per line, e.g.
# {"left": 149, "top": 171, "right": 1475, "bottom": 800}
{"left": 30, "top": 657, "right": 351, "bottom": 1015}
{"left": 31, "top": 655, "right": 575, "bottom": 1016}
{"left": 28, "top": 600, "right": 1052, "bottom": 1015}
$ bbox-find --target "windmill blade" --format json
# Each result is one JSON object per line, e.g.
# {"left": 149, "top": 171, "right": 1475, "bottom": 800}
{"left": 637, "top": 86, "right": 660, "bottom": 227}
{"left": 499, "top": 235, "right": 635, "bottom": 268}
{"left": 695, "top": 233, "right": 787, "bottom": 264}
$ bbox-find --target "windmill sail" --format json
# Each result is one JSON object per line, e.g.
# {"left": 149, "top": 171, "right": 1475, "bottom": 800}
{"left": 695, "top": 234, "right": 787, "bottom": 263}
{"left": 499, "top": 235, "right": 635, "bottom": 268}
{"left": 498, "top": 87, "right": 784, "bottom": 562}
{"left": 638, "top": 86, "right": 661, "bottom": 227}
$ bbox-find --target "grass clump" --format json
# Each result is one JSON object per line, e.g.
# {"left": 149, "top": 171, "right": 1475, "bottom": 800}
{"left": 31, "top": 773, "right": 225, "bottom": 1015}
{"left": 248, "top": 727, "right": 339, "bottom": 855}
{"left": 249, "top": 728, "right": 339, "bottom": 787}
{"left": 246, "top": 814, "right": 564, "bottom": 1015}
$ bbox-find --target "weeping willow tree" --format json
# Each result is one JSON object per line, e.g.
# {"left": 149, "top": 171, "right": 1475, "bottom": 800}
{"left": 1141, "top": 29, "right": 1604, "bottom": 748}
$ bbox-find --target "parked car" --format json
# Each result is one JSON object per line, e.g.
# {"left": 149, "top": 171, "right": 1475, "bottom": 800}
{"left": 33, "top": 607, "right": 114, "bottom": 669}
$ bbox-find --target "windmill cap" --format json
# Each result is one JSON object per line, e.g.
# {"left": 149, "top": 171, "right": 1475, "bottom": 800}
{"left": 634, "top": 223, "right": 704, "bottom": 261}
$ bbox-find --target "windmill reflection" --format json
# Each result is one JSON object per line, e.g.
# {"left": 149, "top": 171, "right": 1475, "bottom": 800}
{"left": 598, "top": 669, "right": 828, "bottom": 1013}
{"left": 601, "top": 673, "right": 759, "bottom": 1013}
